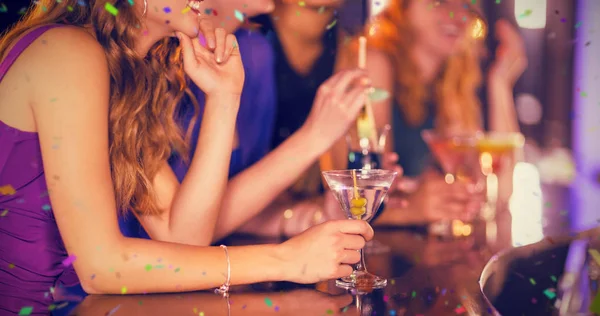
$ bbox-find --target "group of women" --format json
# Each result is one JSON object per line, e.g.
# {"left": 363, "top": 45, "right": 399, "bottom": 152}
{"left": 0, "top": 0, "right": 526, "bottom": 313}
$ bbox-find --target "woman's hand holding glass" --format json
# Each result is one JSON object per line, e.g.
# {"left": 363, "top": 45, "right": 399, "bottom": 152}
{"left": 177, "top": 19, "right": 244, "bottom": 98}
{"left": 277, "top": 220, "right": 374, "bottom": 284}
{"left": 400, "top": 170, "right": 485, "bottom": 224}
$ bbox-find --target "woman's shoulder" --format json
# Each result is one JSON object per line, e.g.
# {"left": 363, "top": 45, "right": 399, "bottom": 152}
{"left": 17, "top": 25, "right": 107, "bottom": 75}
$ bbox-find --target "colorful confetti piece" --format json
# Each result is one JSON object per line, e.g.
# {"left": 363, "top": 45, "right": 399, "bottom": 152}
{"left": 543, "top": 288, "right": 556, "bottom": 299}
{"left": 121, "top": 286, "right": 127, "bottom": 294}
{"left": 529, "top": 278, "right": 536, "bottom": 285}
{"left": 18, "top": 307, "right": 33, "bottom": 316}
{"left": 264, "top": 297, "right": 273, "bottom": 307}
{"left": 234, "top": 9, "right": 244, "bottom": 22}
{"left": 326, "top": 19, "right": 337, "bottom": 30}
{"left": 1, "top": 209, "right": 8, "bottom": 216}
{"left": 454, "top": 306, "right": 466, "bottom": 314}
{"left": 104, "top": 2, "right": 118, "bottom": 16}
{"left": 0, "top": 184, "right": 16, "bottom": 195}
{"left": 62, "top": 255, "right": 76, "bottom": 267}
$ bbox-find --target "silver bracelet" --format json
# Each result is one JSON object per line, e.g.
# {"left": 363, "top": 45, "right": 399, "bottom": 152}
{"left": 214, "top": 245, "right": 231, "bottom": 297}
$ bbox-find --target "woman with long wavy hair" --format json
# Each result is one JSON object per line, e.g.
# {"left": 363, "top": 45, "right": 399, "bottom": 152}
{"left": 0, "top": 0, "right": 374, "bottom": 313}
{"left": 334, "top": 0, "right": 527, "bottom": 225}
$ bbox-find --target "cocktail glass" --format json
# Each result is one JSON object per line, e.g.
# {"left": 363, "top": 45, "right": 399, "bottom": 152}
{"left": 322, "top": 169, "right": 397, "bottom": 291}
{"left": 347, "top": 125, "right": 392, "bottom": 254}
{"left": 421, "top": 130, "right": 484, "bottom": 237}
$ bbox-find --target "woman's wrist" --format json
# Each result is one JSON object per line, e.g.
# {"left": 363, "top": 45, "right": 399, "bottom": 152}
{"left": 297, "top": 124, "right": 330, "bottom": 157}
{"left": 204, "top": 93, "right": 242, "bottom": 110}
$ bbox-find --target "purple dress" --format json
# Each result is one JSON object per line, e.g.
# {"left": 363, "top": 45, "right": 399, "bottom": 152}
{"left": 0, "top": 24, "right": 79, "bottom": 315}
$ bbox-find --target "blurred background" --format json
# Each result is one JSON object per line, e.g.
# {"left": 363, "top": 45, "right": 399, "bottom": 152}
{"left": 0, "top": 0, "right": 597, "bottom": 234}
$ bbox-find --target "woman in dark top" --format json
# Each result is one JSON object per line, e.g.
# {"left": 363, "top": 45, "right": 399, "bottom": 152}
{"left": 243, "top": 1, "right": 405, "bottom": 234}
{"left": 336, "top": 0, "right": 527, "bottom": 225}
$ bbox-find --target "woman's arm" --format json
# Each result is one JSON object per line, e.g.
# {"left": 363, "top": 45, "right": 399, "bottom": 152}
{"left": 30, "top": 27, "right": 284, "bottom": 294}
{"left": 208, "top": 68, "right": 369, "bottom": 240}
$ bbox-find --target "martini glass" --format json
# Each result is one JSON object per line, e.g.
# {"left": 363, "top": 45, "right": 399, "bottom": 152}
{"left": 346, "top": 125, "right": 392, "bottom": 255}
{"left": 421, "top": 130, "right": 484, "bottom": 237}
{"left": 322, "top": 169, "right": 397, "bottom": 291}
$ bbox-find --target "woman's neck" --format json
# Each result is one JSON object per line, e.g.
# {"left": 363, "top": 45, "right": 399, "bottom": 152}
{"left": 409, "top": 43, "right": 445, "bottom": 85}
{"left": 272, "top": 4, "right": 335, "bottom": 45}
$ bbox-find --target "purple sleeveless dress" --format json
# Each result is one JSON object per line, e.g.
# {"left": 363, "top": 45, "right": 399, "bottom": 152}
{"left": 0, "top": 24, "right": 79, "bottom": 315}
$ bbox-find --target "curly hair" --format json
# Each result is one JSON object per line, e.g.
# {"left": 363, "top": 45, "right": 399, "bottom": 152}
{"left": 0, "top": 0, "right": 199, "bottom": 216}
{"left": 361, "top": 0, "right": 484, "bottom": 133}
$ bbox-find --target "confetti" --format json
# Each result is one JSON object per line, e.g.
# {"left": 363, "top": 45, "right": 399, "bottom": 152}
{"left": 18, "top": 307, "right": 33, "bottom": 316}
{"left": 326, "top": 309, "right": 333, "bottom": 314}
{"left": 8, "top": 263, "right": 15, "bottom": 268}
{"left": 127, "top": 0, "right": 134, "bottom": 5}
{"left": 543, "top": 288, "right": 556, "bottom": 299}
{"left": 454, "top": 306, "right": 466, "bottom": 314}
{"left": 0, "top": 3, "right": 7, "bottom": 13}
{"left": 0, "top": 184, "right": 16, "bottom": 195}
{"left": 174, "top": 267, "right": 180, "bottom": 272}
{"left": 105, "top": 2, "right": 118, "bottom": 16}
{"left": 264, "top": 297, "right": 273, "bottom": 307}
{"left": 326, "top": 19, "right": 337, "bottom": 30}
{"left": 529, "top": 278, "right": 536, "bottom": 285}
{"left": 1, "top": 209, "right": 8, "bottom": 216}
{"left": 369, "top": 88, "right": 391, "bottom": 102}
{"left": 274, "top": 306, "right": 279, "bottom": 311}
{"left": 144, "top": 264, "right": 152, "bottom": 271}
{"left": 234, "top": 9, "right": 244, "bottom": 22}
{"left": 163, "top": 6, "right": 170, "bottom": 13}
{"left": 121, "top": 286, "right": 127, "bottom": 294}
{"left": 62, "top": 255, "right": 77, "bottom": 267}
{"left": 106, "top": 304, "right": 121, "bottom": 316}
{"left": 42, "top": 204, "right": 51, "bottom": 211}
{"left": 519, "top": 9, "right": 532, "bottom": 18}
{"left": 181, "top": 7, "right": 190, "bottom": 14}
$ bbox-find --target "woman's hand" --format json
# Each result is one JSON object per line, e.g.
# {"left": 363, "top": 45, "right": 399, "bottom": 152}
{"left": 488, "top": 19, "right": 528, "bottom": 88}
{"left": 177, "top": 19, "right": 245, "bottom": 98}
{"left": 277, "top": 220, "right": 374, "bottom": 284}
{"left": 403, "top": 171, "right": 484, "bottom": 223}
{"left": 302, "top": 69, "right": 371, "bottom": 153}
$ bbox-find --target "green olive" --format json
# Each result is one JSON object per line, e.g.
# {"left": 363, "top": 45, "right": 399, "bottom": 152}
{"left": 350, "top": 197, "right": 367, "bottom": 208}
{"left": 350, "top": 206, "right": 366, "bottom": 217}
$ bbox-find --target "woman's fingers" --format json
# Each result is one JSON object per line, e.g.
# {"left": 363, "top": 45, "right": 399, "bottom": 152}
{"left": 328, "top": 70, "right": 369, "bottom": 104}
{"left": 340, "top": 86, "right": 368, "bottom": 120}
{"left": 342, "top": 234, "right": 367, "bottom": 250}
{"left": 224, "top": 34, "right": 240, "bottom": 62}
{"left": 198, "top": 18, "right": 216, "bottom": 49}
{"left": 213, "top": 28, "right": 227, "bottom": 63}
{"left": 177, "top": 32, "right": 196, "bottom": 72}
{"left": 340, "top": 250, "right": 361, "bottom": 264}
{"left": 334, "top": 265, "right": 353, "bottom": 279}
